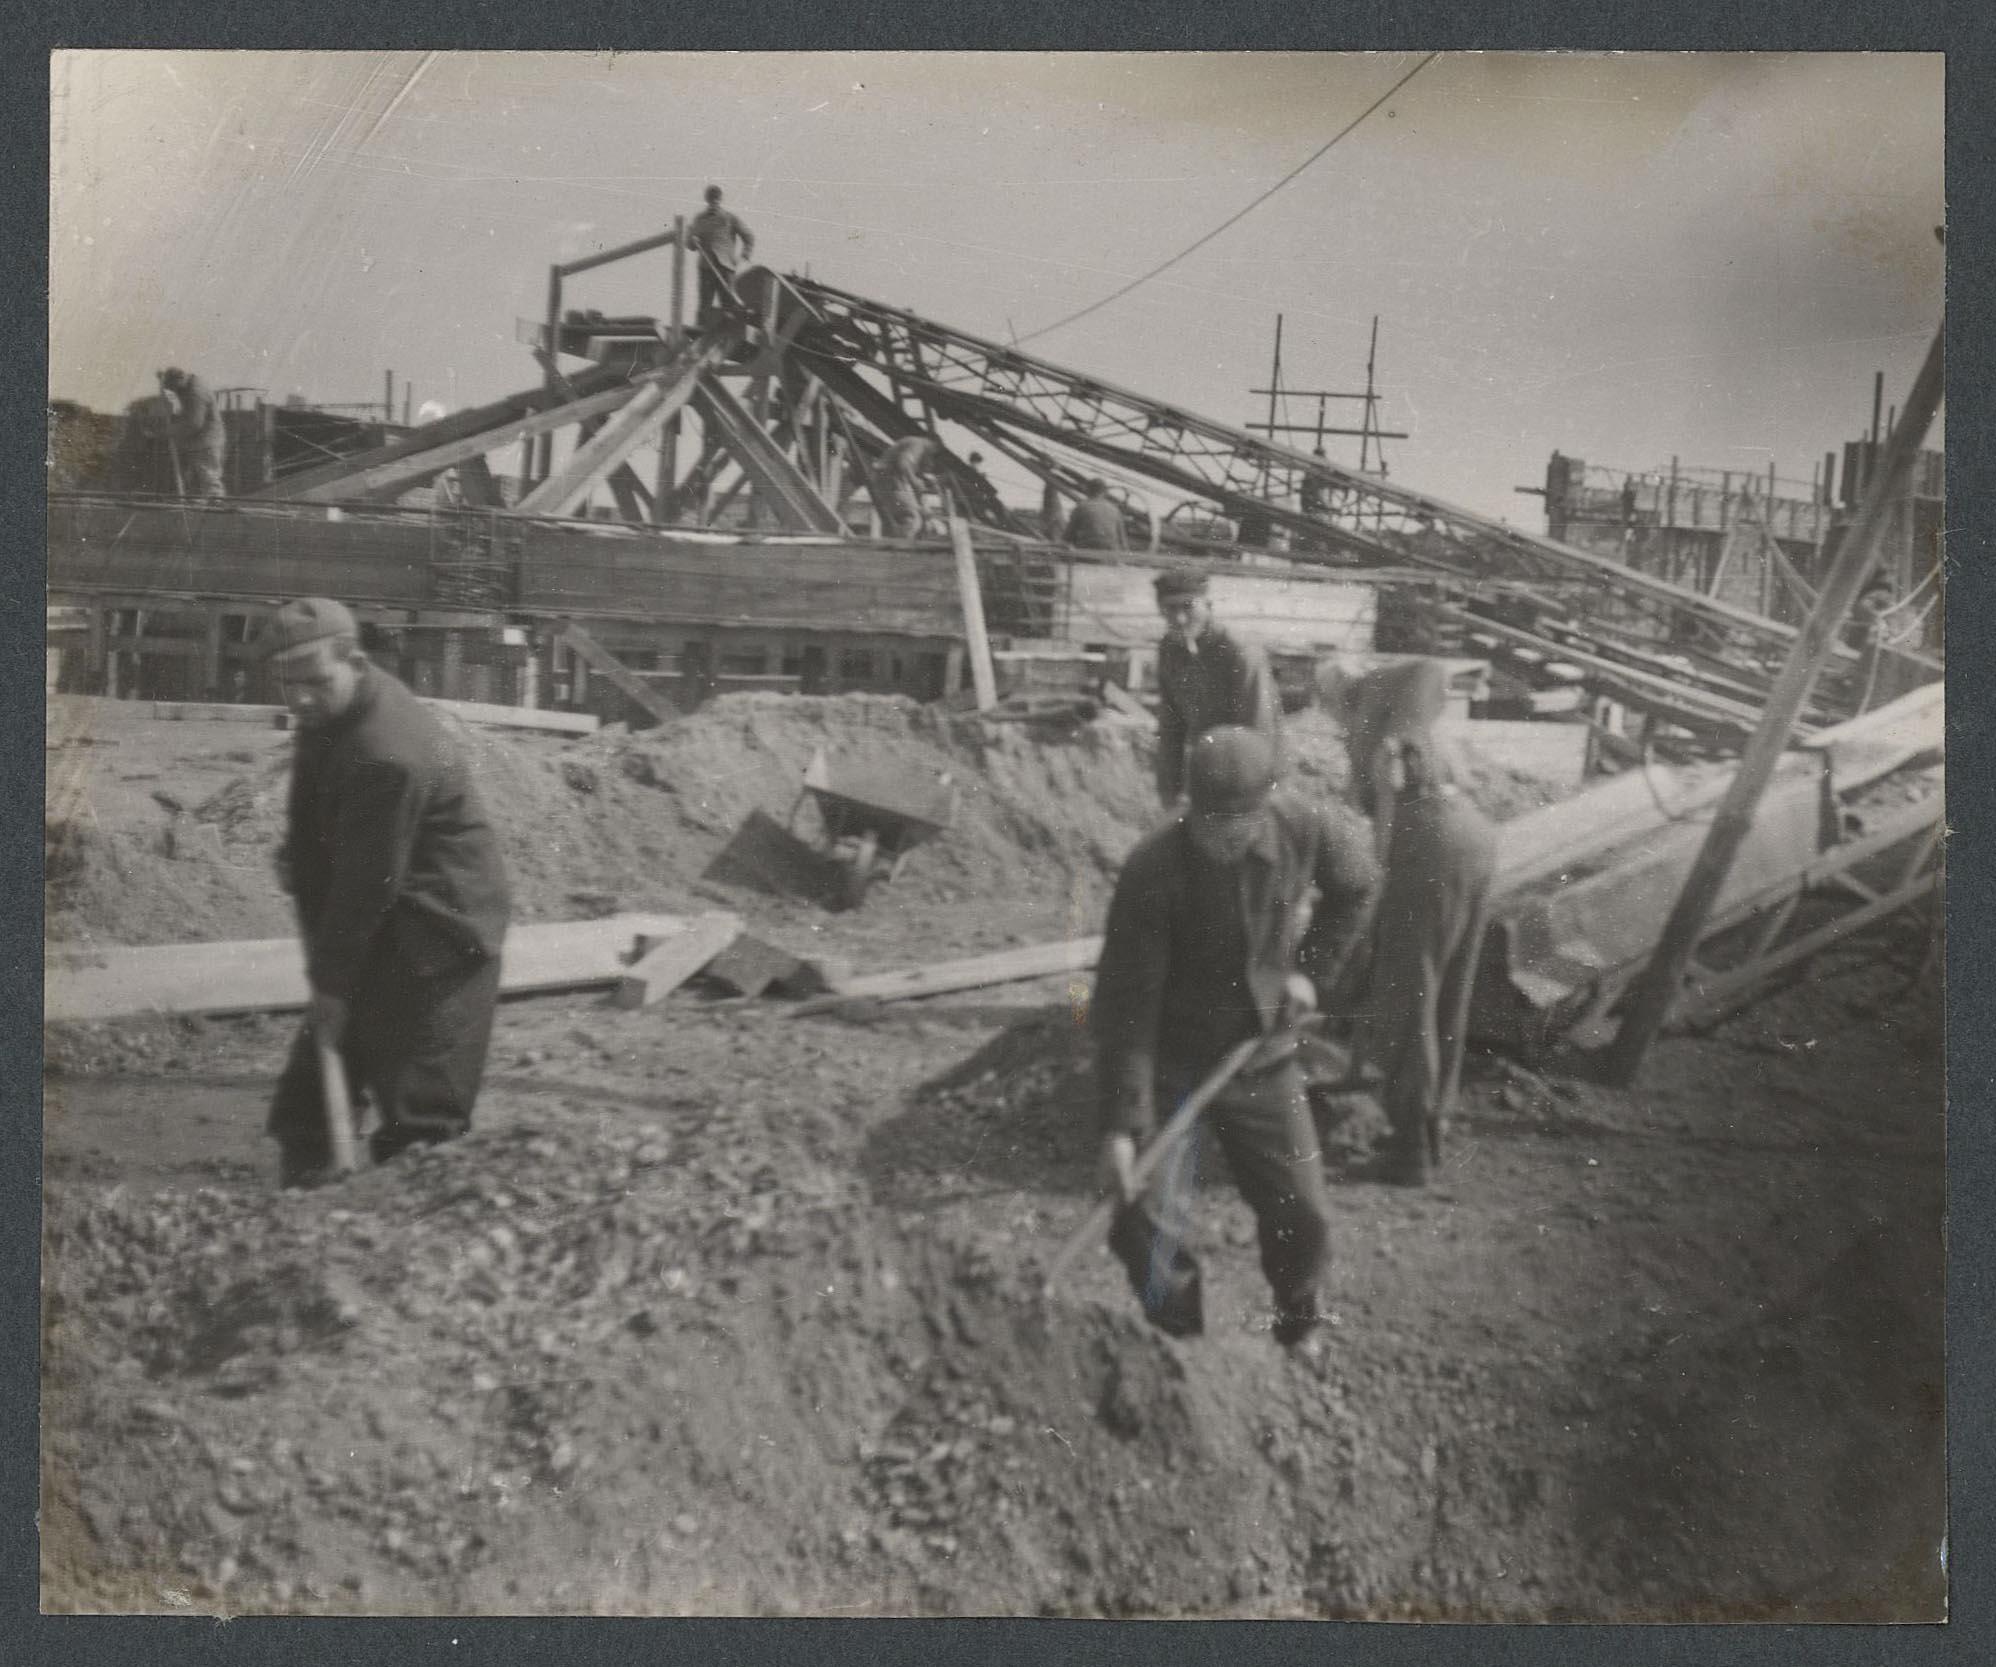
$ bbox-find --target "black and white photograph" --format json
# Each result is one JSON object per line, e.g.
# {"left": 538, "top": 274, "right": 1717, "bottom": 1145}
{"left": 42, "top": 49, "right": 1946, "bottom": 1619}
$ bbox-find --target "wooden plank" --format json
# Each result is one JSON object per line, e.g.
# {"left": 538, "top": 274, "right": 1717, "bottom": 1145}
{"left": 251, "top": 366, "right": 621, "bottom": 500}
{"left": 555, "top": 621, "right": 679, "bottom": 725}
{"left": 611, "top": 913, "right": 743, "bottom": 1008}
{"left": 426, "top": 696, "right": 599, "bottom": 736}
{"left": 135, "top": 696, "right": 596, "bottom": 735}
{"left": 792, "top": 936, "right": 1103, "bottom": 1014}
{"left": 515, "top": 349, "right": 717, "bottom": 518}
{"left": 690, "top": 377, "right": 846, "bottom": 534}
{"left": 150, "top": 701, "right": 286, "bottom": 723}
{"left": 45, "top": 913, "right": 696, "bottom": 1024}
{"left": 948, "top": 515, "right": 999, "bottom": 709}
{"left": 289, "top": 377, "right": 668, "bottom": 505}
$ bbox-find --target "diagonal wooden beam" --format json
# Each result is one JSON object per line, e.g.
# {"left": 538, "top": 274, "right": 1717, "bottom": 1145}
{"left": 555, "top": 621, "right": 678, "bottom": 726}
{"left": 514, "top": 381, "right": 673, "bottom": 518}
{"left": 689, "top": 375, "right": 845, "bottom": 534}
{"left": 252, "top": 365, "right": 621, "bottom": 500}
{"left": 284, "top": 379, "right": 650, "bottom": 505}
{"left": 541, "top": 354, "right": 656, "bottom": 522}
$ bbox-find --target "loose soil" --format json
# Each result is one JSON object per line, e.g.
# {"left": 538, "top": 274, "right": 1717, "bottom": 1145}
{"left": 39, "top": 695, "right": 1945, "bottom": 1618}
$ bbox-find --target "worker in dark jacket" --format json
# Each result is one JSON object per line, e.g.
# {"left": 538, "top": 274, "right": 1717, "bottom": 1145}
{"left": 159, "top": 367, "right": 226, "bottom": 496}
{"left": 261, "top": 598, "right": 512, "bottom": 1187}
{"left": 686, "top": 184, "right": 755, "bottom": 319}
{"left": 1091, "top": 727, "right": 1378, "bottom": 1353}
{"left": 1063, "top": 478, "right": 1129, "bottom": 551}
{"left": 1153, "top": 566, "right": 1283, "bottom": 805}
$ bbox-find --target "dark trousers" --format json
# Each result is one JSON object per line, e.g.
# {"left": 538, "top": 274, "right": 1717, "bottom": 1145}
{"left": 1365, "top": 791, "right": 1497, "bottom": 1158}
{"left": 268, "top": 948, "right": 502, "bottom": 1166}
{"left": 1119, "top": 1058, "right": 1331, "bottom": 1331}
{"left": 696, "top": 257, "right": 738, "bottom": 318}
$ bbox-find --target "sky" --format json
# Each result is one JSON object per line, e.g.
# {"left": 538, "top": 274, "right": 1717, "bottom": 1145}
{"left": 48, "top": 50, "right": 1944, "bottom": 524}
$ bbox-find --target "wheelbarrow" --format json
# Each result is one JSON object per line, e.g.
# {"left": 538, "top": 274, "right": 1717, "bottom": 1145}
{"left": 786, "top": 746, "right": 958, "bottom": 908}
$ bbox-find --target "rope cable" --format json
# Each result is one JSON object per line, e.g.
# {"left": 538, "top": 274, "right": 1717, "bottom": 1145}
{"left": 1013, "top": 53, "right": 1440, "bottom": 347}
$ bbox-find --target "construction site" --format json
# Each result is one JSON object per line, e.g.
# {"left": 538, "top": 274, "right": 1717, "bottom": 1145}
{"left": 42, "top": 52, "right": 1945, "bottom": 1622}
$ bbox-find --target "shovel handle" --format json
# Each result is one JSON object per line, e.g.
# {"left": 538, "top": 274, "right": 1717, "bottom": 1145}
{"left": 314, "top": 1029, "right": 358, "bottom": 1176}
{"left": 1041, "top": 1034, "right": 1265, "bottom": 1298}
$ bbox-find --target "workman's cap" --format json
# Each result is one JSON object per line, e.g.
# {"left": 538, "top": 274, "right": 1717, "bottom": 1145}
{"left": 1153, "top": 565, "right": 1211, "bottom": 602}
{"left": 159, "top": 367, "right": 187, "bottom": 385}
{"left": 1186, "top": 726, "right": 1277, "bottom": 814}
{"left": 260, "top": 597, "right": 359, "bottom": 662}
{"left": 704, "top": 183, "right": 723, "bottom": 200}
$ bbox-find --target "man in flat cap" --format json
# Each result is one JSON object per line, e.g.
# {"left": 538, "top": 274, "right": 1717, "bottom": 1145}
{"left": 261, "top": 599, "right": 511, "bottom": 1187}
{"left": 1090, "top": 726, "right": 1378, "bottom": 1356}
{"left": 1151, "top": 565, "right": 1283, "bottom": 806}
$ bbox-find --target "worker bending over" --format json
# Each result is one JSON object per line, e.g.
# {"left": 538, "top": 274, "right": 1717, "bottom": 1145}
{"left": 1153, "top": 566, "right": 1283, "bottom": 805}
{"left": 158, "top": 367, "right": 226, "bottom": 497}
{"left": 262, "top": 599, "right": 512, "bottom": 1188}
{"left": 877, "top": 434, "right": 941, "bottom": 537}
{"left": 1317, "top": 654, "right": 1454, "bottom": 857}
{"left": 1321, "top": 654, "right": 1498, "bottom": 1187}
{"left": 1090, "top": 727, "right": 1378, "bottom": 1355}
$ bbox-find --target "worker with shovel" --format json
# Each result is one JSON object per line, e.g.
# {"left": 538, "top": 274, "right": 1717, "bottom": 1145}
{"left": 1087, "top": 726, "right": 1377, "bottom": 1357}
{"left": 157, "top": 367, "right": 227, "bottom": 497}
{"left": 261, "top": 598, "right": 512, "bottom": 1189}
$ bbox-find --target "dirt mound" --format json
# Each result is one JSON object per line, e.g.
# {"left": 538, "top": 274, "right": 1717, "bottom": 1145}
{"left": 43, "top": 1068, "right": 1535, "bottom": 1617}
{"left": 42, "top": 696, "right": 1166, "bottom": 951}
{"left": 45, "top": 691, "right": 1576, "bottom": 954}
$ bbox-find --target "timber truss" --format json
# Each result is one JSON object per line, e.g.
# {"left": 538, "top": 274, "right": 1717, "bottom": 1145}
{"left": 252, "top": 262, "right": 1923, "bottom": 723}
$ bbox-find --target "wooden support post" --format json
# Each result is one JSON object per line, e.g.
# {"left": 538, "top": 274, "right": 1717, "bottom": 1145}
{"left": 203, "top": 611, "right": 225, "bottom": 700}
{"left": 87, "top": 606, "right": 107, "bottom": 696}
{"left": 669, "top": 215, "right": 686, "bottom": 346}
{"left": 1603, "top": 325, "right": 1942, "bottom": 1085}
{"left": 539, "top": 265, "right": 562, "bottom": 483}
{"left": 948, "top": 513, "right": 998, "bottom": 711}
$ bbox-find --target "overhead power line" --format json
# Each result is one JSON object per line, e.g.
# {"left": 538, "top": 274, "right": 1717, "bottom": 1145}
{"left": 1015, "top": 52, "right": 1440, "bottom": 348}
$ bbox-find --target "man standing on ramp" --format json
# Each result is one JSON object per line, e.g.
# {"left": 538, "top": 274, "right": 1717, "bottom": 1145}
{"left": 1089, "top": 727, "right": 1377, "bottom": 1356}
{"left": 261, "top": 598, "right": 512, "bottom": 1188}
{"left": 685, "top": 184, "right": 755, "bottom": 320}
